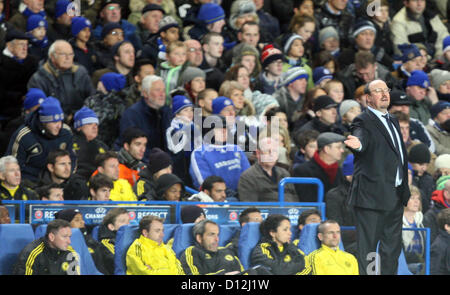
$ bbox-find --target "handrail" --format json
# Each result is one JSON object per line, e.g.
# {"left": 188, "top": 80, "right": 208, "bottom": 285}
{"left": 278, "top": 177, "right": 325, "bottom": 203}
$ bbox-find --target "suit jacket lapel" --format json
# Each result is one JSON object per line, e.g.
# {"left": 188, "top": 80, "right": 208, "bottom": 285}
{"left": 366, "top": 110, "right": 399, "bottom": 155}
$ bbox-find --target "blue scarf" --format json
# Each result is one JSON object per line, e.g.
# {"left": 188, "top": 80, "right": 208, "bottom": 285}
{"left": 28, "top": 34, "right": 49, "bottom": 49}
{"left": 22, "top": 7, "right": 46, "bottom": 18}
{"left": 157, "top": 37, "right": 166, "bottom": 61}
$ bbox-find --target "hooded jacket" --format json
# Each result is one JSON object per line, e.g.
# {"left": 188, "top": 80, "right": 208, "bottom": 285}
{"left": 133, "top": 167, "right": 157, "bottom": 201}
{"left": 92, "top": 224, "right": 118, "bottom": 275}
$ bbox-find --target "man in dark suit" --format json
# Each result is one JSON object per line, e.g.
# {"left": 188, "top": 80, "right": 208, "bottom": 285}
{"left": 344, "top": 79, "right": 410, "bottom": 275}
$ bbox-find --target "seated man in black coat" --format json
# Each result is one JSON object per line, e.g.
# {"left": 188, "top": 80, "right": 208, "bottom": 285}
{"left": 293, "top": 132, "right": 346, "bottom": 202}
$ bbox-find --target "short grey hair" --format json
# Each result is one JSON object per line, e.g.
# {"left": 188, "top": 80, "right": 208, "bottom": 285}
{"left": 192, "top": 219, "right": 218, "bottom": 239}
{"left": 0, "top": 156, "right": 19, "bottom": 173}
{"left": 141, "top": 75, "right": 163, "bottom": 96}
{"left": 48, "top": 40, "right": 72, "bottom": 59}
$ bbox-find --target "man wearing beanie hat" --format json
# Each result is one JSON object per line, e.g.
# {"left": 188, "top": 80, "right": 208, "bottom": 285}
{"left": 256, "top": 44, "right": 283, "bottom": 95}
{"left": 133, "top": 147, "right": 172, "bottom": 201}
{"left": 340, "top": 99, "right": 361, "bottom": 133}
{"left": 391, "top": 43, "right": 423, "bottom": 84}
{"left": 404, "top": 70, "right": 439, "bottom": 125}
{"left": 136, "top": 4, "right": 164, "bottom": 42}
{"left": 46, "top": 0, "right": 73, "bottom": 42}
{"left": 426, "top": 101, "right": 450, "bottom": 156}
{"left": 408, "top": 143, "right": 434, "bottom": 213}
{"left": 72, "top": 106, "right": 109, "bottom": 180}
{"left": 435, "top": 154, "right": 450, "bottom": 178}
{"left": 99, "top": 72, "right": 127, "bottom": 93}
{"left": 429, "top": 69, "right": 450, "bottom": 101}
{"left": 186, "top": 3, "right": 226, "bottom": 42}
{"left": 391, "top": 0, "right": 448, "bottom": 60}
{"left": 70, "top": 16, "right": 99, "bottom": 75}
{"left": 180, "top": 205, "right": 206, "bottom": 224}
{"left": 297, "top": 95, "right": 343, "bottom": 135}
{"left": 273, "top": 66, "right": 308, "bottom": 127}
{"left": 26, "top": 14, "right": 49, "bottom": 60}
{"left": 6, "top": 96, "right": 76, "bottom": 185}
{"left": 319, "top": 26, "right": 340, "bottom": 57}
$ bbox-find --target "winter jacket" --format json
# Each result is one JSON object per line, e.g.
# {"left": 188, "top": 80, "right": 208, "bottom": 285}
{"left": 426, "top": 121, "right": 450, "bottom": 156}
{"left": 133, "top": 168, "right": 157, "bottom": 201}
{"left": 13, "top": 237, "right": 80, "bottom": 275}
{"left": 70, "top": 39, "right": 101, "bottom": 75}
{"left": 423, "top": 189, "right": 449, "bottom": 243}
{"left": 430, "top": 230, "right": 450, "bottom": 275}
{"left": 72, "top": 130, "right": 108, "bottom": 180}
{"left": 305, "top": 244, "right": 359, "bottom": 275}
{"left": 117, "top": 148, "right": 146, "bottom": 186}
{"left": 296, "top": 117, "right": 345, "bottom": 136}
{"left": 0, "top": 183, "right": 38, "bottom": 201}
{"left": 409, "top": 98, "right": 432, "bottom": 126}
{"left": 27, "top": 60, "right": 95, "bottom": 117}
{"left": 180, "top": 243, "right": 244, "bottom": 275}
{"left": 92, "top": 225, "right": 117, "bottom": 275}
{"left": 272, "top": 86, "right": 303, "bottom": 127}
{"left": 238, "top": 163, "right": 298, "bottom": 202}
{"left": 110, "top": 179, "right": 137, "bottom": 202}
{"left": 251, "top": 239, "right": 311, "bottom": 275}
{"left": 126, "top": 235, "right": 184, "bottom": 275}
{"left": 410, "top": 118, "right": 436, "bottom": 153}
{"left": 6, "top": 112, "right": 76, "bottom": 184}
{"left": 412, "top": 171, "right": 435, "bottom": 213}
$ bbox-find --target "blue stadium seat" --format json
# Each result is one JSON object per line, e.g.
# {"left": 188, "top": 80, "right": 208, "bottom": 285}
{"left": 219, "top": 224, "right": 240, "bottom": 247}
{"left": 92, "top": 225, "right": 100, "bottom": 241}
{"left": 237, "top": 222, "right": 261, "bottom": 269}
{"left": 297, "top": 223, "right": 345, "bottom": 255}
{"left": 34, "top": 224, "right": 102, "bottom": 275}
{"left": 0, "top": 224, "right": 35, "bottom": 275}
{"left": 375, "top": 242, "right": 413, "bottom": 275}
{"left": 172, "top": 223, "right": 195, "bottom": 258}
{"left": 114, "top": 224, "right": 140, "bottom": 275}
{"left": 163, "top": 224, "right": 179, "bottom": 244}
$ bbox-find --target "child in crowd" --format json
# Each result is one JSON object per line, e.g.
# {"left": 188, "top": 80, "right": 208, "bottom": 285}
{"left": 292, "top": 129, "right": 319, "bottom": 169}
{"left": 26, "top": 14, "right": 49, "bottom": 61}
{"left": 71, "top": 16, "right": 100, "bottom": 75}
{"left": 323, "top": 80, "right": 345, "bottom": 105}
{"left": 318, "top": 26, "right": 340, "bottom": 58}
{"left": 313, "top": 66, "right": 333, "bottom": 88}
{"left": 339, "top": 100, "right": 361, "bottom": 134}
{"left": 281, "top": 33, "right": 313, "bottom": 89}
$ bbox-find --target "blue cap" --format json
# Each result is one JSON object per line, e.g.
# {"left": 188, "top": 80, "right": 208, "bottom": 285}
{"left": 100, "top": 72, "right": 127, "bottom": 92}
{"left": 342, "top": 153, "right": 354, "bottom": 176}
{"left": 71, "top": 16, "right": 91, "bottom": 37}
{"left": 172, "top": 95, "right": 193, "bottom": 115}
{"left": 313, "top": 66, "right": 333, "bottom": 85}
{"left": 406, "top": 70, "right": 430, "bottom": 88}
{"left": 398, "top": 43, "right": 421, "bottom": 63}
{"left": 212, "top": 96, "right": 234, "bottom": 115}
{"left": 55, "top": 0, "right": 71, "bottom": 18}
{"left": 430, "top": 100, "right": 450, "bottom": 119}
{"left": 39, "top": 97, "right": 64, "bottom": 123}
{"left": 74, "top": 106, "right": 99, "bottom": 129}
{"left": 26, "top": 14, "right": 48, "bottom": 32}
{"left": 197, "top": 3, "right": 225, "bottom": 24}
{"left": 24, "top": 88, "right": 46, "bottom": 110}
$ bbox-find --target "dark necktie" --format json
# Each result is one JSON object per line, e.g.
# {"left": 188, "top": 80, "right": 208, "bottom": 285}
{"left": 382, "top": 114, "right": 404, "bottom": 180}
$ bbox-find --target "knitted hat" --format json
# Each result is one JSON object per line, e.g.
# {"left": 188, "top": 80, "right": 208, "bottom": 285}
{"left": 148, "top": 148, "right": 173, "bottom": 174}
{"left": 398, "top": 43, "right": 421, "bottom": 63}
{"left": 181, "top": 205, "right": 205, "bottom": 224}
{"left": 352, "top": 19, "right": 376, "bottom": 38}
{"left": 38, "top": 97, "right": 64, "bottom": 123}
{"left": 435, "top": 154, "right": 450, "bottom": 170}
{"left": 281, "top": 66, "right": 309, "bottom": 87}
{"left": 24, "top": 88, "right": 46, "bottom": 111}
{"left": 389, "top": 89, "right": 412, "bottom": 107}
{"left": 212, "top": 96, "right": 234, "bottom": 115}
{"left": 197, "top": 3, "right": 225, "bottom": 25}
{"left": 172, "top": 95, "right": 193, "bottom": 115}
{"left": 408, "top": 143, "right": 431, "bottom": 164}
{"left": 74, "top": 106, "right": 99, "bottom": 129}
{"left": 430, "top": 69, "right": 450, "bottom": 89}
{"left": 155, "top": 173, "right": 184, "bottom": 200}
{"left": 339, "top": 99, "right": 360, "bottom": 117}
{"left": 232, "top": 43, "right": 259, "bottom": 64}
{"left": 430, "top": 101, "right": 450, "bottom": 119}
{"left": 282, "top": 33, "right": 304, "bottom": 55}
{"left": 313, "top": 66, "right": 333, "bottom": 86}
{"left": 313, "top": 95, "right": 337, "bottom": 112}
{"left": 261, "top": 44, "right": 283, "bottom": 69}
{"left": 436, "top": 175, "right": 450, "bottom": 190}
{"left": 101, "top": 22, "right": 122, "bottom": 39}
{"left": 142, "top": 3, "right": 165, "bottom": 15}
{"left": 158, "top": 15, "right": 178, "bottom": 33}
{"left": 319, "top": 26, "right": 339, "bottom": 47}
{"left": 229, "top": 0, "right": 257, "bottom": 30}
{"left": 26, "top": 14, "right": 48, "bottom": 32}
{"left": 100, "top": 72, "right": 126, "bottom": 92}
{"left": 178, "top": 66, "right": 206, "bottom": 86}
{"left": 71, "top": 16, "right": 91, "bottom": 37}
{"left": 55, "top": 0, "right": 70, "bottom": 18}
{"left": 317, "top": 132, "right": 346, "bottom": 150}
{"left": 342, "top": 153, "right": 354, "bottom": 176}
{"left": 443, "top": 35, "right": 450, "bottom": 54}
{"left": 406, "top": 70, "right": 430, "bottom": 88}
{"left": 54, "top": 209, "right": 81, "bottom": 222}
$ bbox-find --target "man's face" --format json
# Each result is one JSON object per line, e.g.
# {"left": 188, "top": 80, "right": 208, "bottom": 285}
{"left": 100, "top": 158, "right": 119, "bottom": 180}
{"left": 49, "top": 155, "right": 72, "bottom": 180}
{"left": 199, "top": 90, "right": 217, "bottom": 113}
{"left": 164, "top": 183, "right": 182, "bottom": 201}
{"left": 145, "top": 79, "right": 166, "bottom": 109}
{"left": 403, "top": 56, "right": 423, "bottom": 73}
{"left": 399, "top": 121, "right": 410, "bottom": 143}
{"left": 24, "top": 0, "right": 44, "bottom": 12}
{"left": 266, "top": 60, "right": 283, "bottom": 77}
{"left": 47, "top": 188, "right": 64, "bottom": 201}
{"left": 366, "top": 80, "right": 390, "bottom": 112}
{"left": 161, "top": 27, "right": 179, "bottom": 43}
{"left": 197, "top": 223, "right": 219, "bottom": 252}
{"left": 207, "top": 182, "right": 226, "bottom": 202}
{"left": 79, "top": 123, "right": 98, "bottom": 142}
{"left": 185, "top": 40, "right": 203, "bottom": 67}
{"left": 141, "top": 10, "right": 163, "bottom": 34}
{"left": 289, "top": 78, "right": 307, "bottom": 96}
{"left": 435, "top": 109, "right": 450, "bottom": 125}
{"left": 44, "top": 121, "right": 63, "bottom": 137}
{"left": 57, "top": 13, "right": 73, "bottom": 26}
{"left": 135, "top": 64, "right": 155, "bottom": 85}
{"left": 91, "top": 187, "right": 111, "bottom": 201}
{"left": 355, "top": 63, "right": 376, "bottom": 83}
{"left": 8, "top": 39, "right": 28, "bottom": 60}
{"left": 208, "top": 19, "right": 225, "bottom": 33}
{"left": 0, "top": 162, "right": 21, "bottom": 187}
{"left": 204, "top": 36, "right": 224, "bottom": 59}
{"left": 51, "top": 42, "right": 74, "bottom": 71}
{"left": 70, "top": 213, "right": 85, "bottom": 229}
{"left": 299, "top": 213, "right": 322, "bottom": 230}
{"left": 324, "top": 142, "right": 345, "bottom": 162}
{"left": 144, "top": 220, "right": 164, "bottom": 245}
{"left": 318, "top": 223, "right": 341, "bottom": 248}
{"left": 406, "top": 85, "right": 426, "bottom": 101}
{"left": 355, "top": 30, "right": 375, "bottom": 50}
{"left": 317, "top": 107, "right": 337, "bottom": 125}
{"left": 104, "top": 28, "right": 124, "bottom": 47}
{"left": 257, "top": 138, "right": 279, "bottom": 168}
{"left": 239, "top": 24, "right": 260, "bottom": 47}
{"left": 116, "top": 43, "right": 135, "bottom": 69}
{"left": 0, "top": 207, "right": 11, "bottom": 224}
{"left": 102, "top": 4, "right": 121, "bottom": 23}
{"left": 329, "top": 0, "right": 348, "bottom": 11}
{"left": 404, "top": 0, "right": 426, "bottom": 15}
{"left": 108, "top": 213, "right": 130, "bottom": 231}
{"left": 124, "top": 136, "right": 147, "bottom": 161}
{"left": 389, "top": 104, "right": 410, "bottom": 115}
{"left": 48, "top": 227, "right": 71, "bottom": 251}
{"left": 247, "top": 212, "right": 263, "bottom": 223}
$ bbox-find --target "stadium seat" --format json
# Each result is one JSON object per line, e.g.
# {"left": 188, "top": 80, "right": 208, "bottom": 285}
{"left": 163, "top": 223, "right": 179, "bottom": 244}
{"left": 172, "top": 223, "right": 195, "bottom": 258}
{"left": 92, "top": 225, "right": 99, "bottom": 241}
{"left": 114, "top": 224, "right": 140, "bottom": 275}
{"left": 375, "top": 242, "right": 413, "bottom": 275}
{"left": 237, "top": 222, "right": 261, "bottom": 269}
{"left": 219, "top": 224, "right": 240, "bottom": 247}
{"left": 34, "top": 224, "right": 102, "bottom": 275}
{"left": 297, "top": 223, "right": 345, "bottom": 255}
{"left": 0, "top": 224, "right": 35, "bottom": 275}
